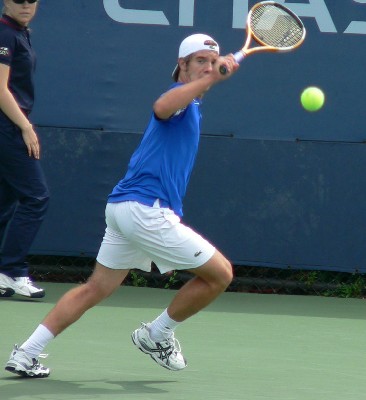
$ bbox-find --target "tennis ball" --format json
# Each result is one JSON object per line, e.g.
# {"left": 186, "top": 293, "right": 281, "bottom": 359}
{"left": 300, "top": 87, "right": 325, "bottom": 112}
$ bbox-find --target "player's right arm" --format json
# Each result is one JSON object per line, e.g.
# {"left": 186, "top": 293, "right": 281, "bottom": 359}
{"left": 154, "top": 54, "right": 238, "bottom": 120}
{"left": 0, "top": 63, "right": 40, "bottom": 158}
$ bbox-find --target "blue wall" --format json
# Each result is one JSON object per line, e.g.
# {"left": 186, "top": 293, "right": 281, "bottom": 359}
{"left": 29, "top": 1, "right": 366, "bottom": 272}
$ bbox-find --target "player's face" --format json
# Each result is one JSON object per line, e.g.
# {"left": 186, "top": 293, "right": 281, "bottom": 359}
{"left": 183, "top": 50, "right": 219, "bottom": 82}
{"left": 4, "top": 0, "right": 38, "bottom": 26}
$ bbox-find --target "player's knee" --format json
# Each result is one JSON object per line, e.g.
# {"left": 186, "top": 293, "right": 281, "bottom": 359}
{"left": 83, "top": 278, "right": 113, "bottom": 303}
{"left": 220, "top": 258, "right": 233, "bottom": 289}
{"left": 211, "top": 258, "right": 233, "bottom": 292}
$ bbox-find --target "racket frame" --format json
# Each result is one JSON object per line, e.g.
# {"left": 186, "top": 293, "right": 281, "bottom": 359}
{"left": 221, "top": 1, "right": 306, "bottom": 72}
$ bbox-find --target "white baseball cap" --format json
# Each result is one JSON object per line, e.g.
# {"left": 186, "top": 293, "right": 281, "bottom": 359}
{"left": 172, "top": 33, "right": 220, "bottom": 81}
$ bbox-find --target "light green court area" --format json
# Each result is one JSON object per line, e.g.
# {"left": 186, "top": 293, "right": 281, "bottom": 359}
{"left": 1, "top": 282, "right": 366, "bottom": 400}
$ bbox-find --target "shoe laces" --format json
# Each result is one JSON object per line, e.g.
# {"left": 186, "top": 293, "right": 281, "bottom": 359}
{"left": 165, "top": 334, "right": 182, "bottom": 355}
{"left": 32, "top": 353, "right": 48, "bottom": 369}
{"left": 142, "top": 323, "right": 182, "bottom": 356}
{"left": 15, "top": 277, "right": 33, "bottom": 285}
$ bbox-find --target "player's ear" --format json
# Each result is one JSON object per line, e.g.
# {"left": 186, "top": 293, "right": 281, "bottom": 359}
{"left": 178, "top": 58, "right": 188, "bottom": 72}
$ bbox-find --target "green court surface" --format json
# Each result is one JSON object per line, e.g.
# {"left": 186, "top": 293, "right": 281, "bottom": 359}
{"left": 1, "top": 282, "right": 366, "bottom": 400}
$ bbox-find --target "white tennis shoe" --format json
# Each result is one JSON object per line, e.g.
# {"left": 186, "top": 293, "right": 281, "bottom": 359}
{"left": 0, "top": 273, "right": 45, "bottom": 298}
{"left": 5, "top": 345, "right": 50, "bottom": 378}
{"left": 131, "top": 323, "right": 187, "bottom": 371}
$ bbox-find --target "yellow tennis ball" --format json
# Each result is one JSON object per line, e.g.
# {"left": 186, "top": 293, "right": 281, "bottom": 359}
{"left": 300, "top": 87, "right": 325, "bottom": 112}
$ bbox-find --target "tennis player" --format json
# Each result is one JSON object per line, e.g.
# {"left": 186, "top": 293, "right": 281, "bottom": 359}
{"left": 5, "top": 33, "right": 239, "bottom": 377}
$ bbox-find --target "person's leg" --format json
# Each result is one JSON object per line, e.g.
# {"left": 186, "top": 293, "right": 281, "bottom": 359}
{"left": 0, "top": 129, "right": 17, "bottom": 250}
{"left": 0, "top": 130, "right": 49, "bottom": 297}
{"left": 41, "top": 262, "right": 129, "bottom": 335}
{"left": 5, "top": 262, "right": 129, "bottom": 377}
{"left": 0, "top": 178, "right": 17, "bottom": 249}
{"left": 148, "top": 249, "right": 232, "bottom": 341}
{"left": 127, "top": 201, "right": 233, "bottom": 370}
{"left": 167, "top": 249, "right": 233, "bottom": 321}
{"left": 0, "top": 158, "right": 49, "bottom": 278}
{"left": 132, "top": 250, "right": 233, "bottom": 371}
{"left": 131, "top": 251, "right": 232, "bottom": 371}
{"left": 145, "top": 249, "right": 232, "bottom": 343}
{"left": 0, "top": 178, "right": 17, "bottom": 297}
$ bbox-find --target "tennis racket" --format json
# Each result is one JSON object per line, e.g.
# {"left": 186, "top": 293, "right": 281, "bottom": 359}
{"left": 220, "top": 1, "right": 306, "bottom": 74}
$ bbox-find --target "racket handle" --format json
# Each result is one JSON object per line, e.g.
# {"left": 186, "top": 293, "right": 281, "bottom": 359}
{"left": 233, "top": 51, "right": 245, "bottom": 63}
{"left": 219, "top": 51, "right": 245, "bottom": 75}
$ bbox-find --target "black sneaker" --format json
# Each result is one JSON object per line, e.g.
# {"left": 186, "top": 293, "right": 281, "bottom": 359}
{"left": 0, "top": 287, "right": 15, "bottom": 297}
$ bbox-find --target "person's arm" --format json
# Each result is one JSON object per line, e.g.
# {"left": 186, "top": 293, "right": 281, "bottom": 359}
{"left": 0, "top": 63, "right": 40, "bottom": 159}
{"left": 153, "top": 54, "right": 238, "bottom": 120}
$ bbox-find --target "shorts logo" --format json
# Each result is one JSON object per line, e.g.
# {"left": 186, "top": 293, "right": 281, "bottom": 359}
{"left": 194, "top": 250, "right": 202, "bottom": 257}
{"left": 0, "top": 47, "right": 9, "bottom": 56}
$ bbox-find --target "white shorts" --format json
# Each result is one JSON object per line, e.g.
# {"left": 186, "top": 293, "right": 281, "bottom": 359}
{"left": 96, "top": 200, "right": 216, "bottom": 273}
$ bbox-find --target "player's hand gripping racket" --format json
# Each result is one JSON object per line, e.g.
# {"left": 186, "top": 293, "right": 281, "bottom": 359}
{"left": 220, "top": 1, "right": 306, "bottom": 74}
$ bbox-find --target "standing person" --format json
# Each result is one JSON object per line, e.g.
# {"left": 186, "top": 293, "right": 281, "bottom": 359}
{"left": 0, "top": 0, "right": 49, "bottom": 299}
{"left": 5, "top": 33, "right": 238, "bottom": 378}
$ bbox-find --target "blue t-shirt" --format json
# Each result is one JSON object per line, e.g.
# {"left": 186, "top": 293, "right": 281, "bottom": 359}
{"left": 108, "top": 82, "right": 202, "bottom": 217}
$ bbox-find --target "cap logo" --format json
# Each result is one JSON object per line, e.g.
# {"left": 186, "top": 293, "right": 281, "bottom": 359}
{"left": 204, "top": 40, "right": 218, "bottom": 49}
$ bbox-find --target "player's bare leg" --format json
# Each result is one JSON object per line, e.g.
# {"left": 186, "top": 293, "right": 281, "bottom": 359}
{"left": 42, "top": 262, "right": 129, "bottom": 335}
{"left": 167, "top": 249, "right": 233, "bottom": 321}
{"left": 5, "top": 262, "right": 129, "bottom": 377}
{"left": 131, "top": 250, "right": 232, "bottom": 371}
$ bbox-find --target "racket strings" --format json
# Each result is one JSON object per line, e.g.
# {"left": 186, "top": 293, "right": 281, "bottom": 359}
{"left": 250, "top": 5, "right": 304, "bottom": 48}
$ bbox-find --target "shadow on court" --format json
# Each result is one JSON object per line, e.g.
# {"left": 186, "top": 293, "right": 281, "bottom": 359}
{"left": 1, "top": 377, "right": 176, "bottom": 398}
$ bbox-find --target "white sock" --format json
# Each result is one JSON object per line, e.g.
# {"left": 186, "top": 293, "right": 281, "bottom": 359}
{"left": 149, "top": 309, "right": 180, "bottom": 342}
{"left": 20, "top": 324, "right": 55, "bottom": 359}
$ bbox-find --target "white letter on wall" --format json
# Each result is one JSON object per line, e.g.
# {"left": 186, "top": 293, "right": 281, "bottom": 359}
{"left": 179, "top": 0, "right": 195, "bottom": 26}
{"left": 345, "top": 0, "right": 366, "bottom": 34}
{"left": 103, "top": 0, "right": 169, "bottom": 25}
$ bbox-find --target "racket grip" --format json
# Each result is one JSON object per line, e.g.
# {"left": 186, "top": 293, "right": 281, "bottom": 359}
{"left": 219, "top": 51, "right": 245, "bottom": 75}
{"left": 233, "top": 51, "right": 245, "bottom": 63}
